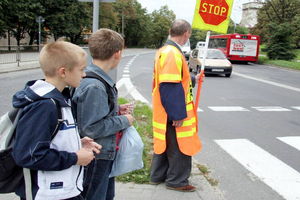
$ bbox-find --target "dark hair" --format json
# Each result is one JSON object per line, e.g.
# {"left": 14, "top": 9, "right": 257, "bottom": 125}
{"left": 88, "top": 28, "right": 124, "bottom": 60}
{"left": 169, "top": 19, "right": 192, "bottom": 37}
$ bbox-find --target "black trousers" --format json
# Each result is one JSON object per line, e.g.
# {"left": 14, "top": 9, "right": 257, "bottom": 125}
{"left": 150, "top": 122, "right": 192, "bottom": 187}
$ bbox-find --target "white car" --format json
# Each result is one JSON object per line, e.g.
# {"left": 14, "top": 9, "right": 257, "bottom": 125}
{"left": 182, "top": 39, "right": 191, "bottom": 61}
{"left": 196, "top": 41, "right": 205, "bottom": 49}
{"left": 189, "top": 49, "right": 232, "bottom": 77}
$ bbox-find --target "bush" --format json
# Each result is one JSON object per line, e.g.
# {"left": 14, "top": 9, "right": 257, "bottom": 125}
{"left": 266, "top": 23, "right": 296, "bottom": 60}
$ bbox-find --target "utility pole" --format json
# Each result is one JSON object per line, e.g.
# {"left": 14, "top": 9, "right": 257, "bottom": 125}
{"left": 78, "top": 0, "right": 116, "bottom": 33}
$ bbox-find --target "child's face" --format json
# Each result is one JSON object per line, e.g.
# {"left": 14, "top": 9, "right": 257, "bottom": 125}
{"left": 65, "top": 60, "right": 86, "bottom": 88}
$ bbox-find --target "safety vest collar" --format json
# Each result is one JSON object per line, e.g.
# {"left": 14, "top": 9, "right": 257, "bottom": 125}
{"left": 164, "top": 40, "right": 183, "bottom": 55}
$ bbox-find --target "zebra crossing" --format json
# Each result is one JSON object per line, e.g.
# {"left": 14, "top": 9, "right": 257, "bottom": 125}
{"left": 197, "top": 106, "right": 300, "bottom": 112}
{"left": 215, "top": 136, "right": 300, "bottom": 200}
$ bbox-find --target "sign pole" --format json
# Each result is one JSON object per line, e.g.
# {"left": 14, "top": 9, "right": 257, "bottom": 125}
{"left": 93, "top": 0, "right": 99, "bottom": 32}
{"left": 195, "top": 30, "right": 210, "bottom": 110}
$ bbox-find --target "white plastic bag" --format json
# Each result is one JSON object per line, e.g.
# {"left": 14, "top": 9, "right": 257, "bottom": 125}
{"left": 109, "top": 126, "right": 144, "bottom": 177}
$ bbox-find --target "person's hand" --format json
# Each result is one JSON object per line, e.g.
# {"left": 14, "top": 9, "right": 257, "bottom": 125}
{"left": 124, "top": 114, "right": 134, "bottom": 125}
{"left": 81, "top": 137, "right": 101, "bottom": 154}
{"left": 76, "top": 148, "right": 95, "bottom": 166}
{"left": 172, "top": 120, "right": 184, "bottom": 127}
{"left": 119, "top": 102, "right": 134, "bottom": 115}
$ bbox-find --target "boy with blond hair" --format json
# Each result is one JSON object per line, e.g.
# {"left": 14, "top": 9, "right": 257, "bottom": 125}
{"left": 12, "top": 41, "right": 101, "bottom": 200}
{"left": 72, "top": 28, "right": 134, "bottom": 200}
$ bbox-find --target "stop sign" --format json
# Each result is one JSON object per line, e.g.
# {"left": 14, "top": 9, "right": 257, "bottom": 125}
{"left": 199, "top": 0, "right": 229, "bottom": 26}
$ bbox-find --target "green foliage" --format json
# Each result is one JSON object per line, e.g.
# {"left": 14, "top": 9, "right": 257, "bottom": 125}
{"left": 148, "top": 5, "right": 176, "bottom": 48}
{"left": 227, "top": 20, "right": 249, "bottom": 34}
{"left": 252, "top": 0, "right": 300, "bottom": 47}
{"left": 0, "top": 0, "right": 8, "bottom": 38}
{"left": 42, "top": 0, "right": 92, "bottom": 44}
{"left": 116, "top": 99, "right": 153, "bottom": 183}
{"left": 266, "top": 23, "right": 296, "bottom": 60}
{"left": 190, "top": 29, "right": 206, "bottom": 49}
{"left": 1, "top": 0, "right": 43, "bottom": 45}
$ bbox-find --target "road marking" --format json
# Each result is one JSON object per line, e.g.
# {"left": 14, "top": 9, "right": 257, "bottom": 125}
{"left": 208, "top": 106, "right": 249, "bottom": 111}
{"left": 233, "top": 72, "right": 300, "bottom": 93}
{"left": 252, "top": 106, "right": 291, "bottom": 111}
{"left": 277, "top": 136, "right": 300, "bottom": 151}
{"left": 292, "top": 106, "right": 300, "bottom": 110}
{"left": 215, "top": 139, "right": 300, "bottom": 200}
{"left": 117, "top": 55, "right": 149, "bottom": 105}
{"left": 197, "top": 108, "right": 203, "bottom": 112}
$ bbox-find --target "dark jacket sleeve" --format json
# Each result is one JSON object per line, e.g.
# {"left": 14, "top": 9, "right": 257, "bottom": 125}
{"left": 159, "top": 83, "right": 187, "bottom": 121}
{"left": 12, "top": 100, "right": 77, "bottom": 171}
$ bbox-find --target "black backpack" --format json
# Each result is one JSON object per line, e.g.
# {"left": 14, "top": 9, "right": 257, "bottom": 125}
{"left": 71, "top": 71, "right": 115, "bottom": 117}
{"left": 0, "top": 99, "right": 63, "bottom": 194}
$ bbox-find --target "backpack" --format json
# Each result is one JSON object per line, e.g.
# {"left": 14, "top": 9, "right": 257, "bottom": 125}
{"left": 71, "top": 71, "right": 115, "bottom": 116}
{"left": 0, "top": 99, "right": 63, "bottom": 194}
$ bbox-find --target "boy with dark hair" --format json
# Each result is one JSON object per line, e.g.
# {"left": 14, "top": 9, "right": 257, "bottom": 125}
{"left": 12, "top": 41, "right": 101, "bottom": 200}
{"left": 72, "top": 28, "right": 134, "bottom": 200}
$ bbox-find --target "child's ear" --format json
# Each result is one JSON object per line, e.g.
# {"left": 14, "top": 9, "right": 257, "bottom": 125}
{"left": 114, "top": 50, "right": 122, "bottom": 59}
{"left": 57, "top": 66, "right": 66, "bottom": 78}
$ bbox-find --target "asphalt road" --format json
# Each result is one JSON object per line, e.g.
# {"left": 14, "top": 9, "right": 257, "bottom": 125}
{"left": 129, "top": 53, "right": 300, "bottom": 200}
{"left": 1, "top": 51, "right": 300, "bottom": 200}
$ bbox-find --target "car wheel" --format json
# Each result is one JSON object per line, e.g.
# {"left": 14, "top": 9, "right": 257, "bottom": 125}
{"left": 225, "top": 73, "right": 231, "bottom": 78}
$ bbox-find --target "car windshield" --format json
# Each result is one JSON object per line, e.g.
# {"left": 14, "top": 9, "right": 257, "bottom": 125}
{"left": 198, "top": 49, "right": 226, "bottom": 59}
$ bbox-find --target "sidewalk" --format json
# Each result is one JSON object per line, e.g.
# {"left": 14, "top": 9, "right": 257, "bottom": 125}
{"left": 0, "top": 159, "right": 225, "bottom": 200}
{"left": 0, "top": 48, "right": 225, "bottom": 200}
{"left": 0, "top": 48, "right": 154, "bottom": 74}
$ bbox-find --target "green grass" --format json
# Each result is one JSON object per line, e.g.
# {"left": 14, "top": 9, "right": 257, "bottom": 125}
{"left": 116, "top": 98, "right": 153, "bottom": 183}
{"left": 258, "top": 44, "right": 300, "bottom": 70}
{"left": 196, "top": 164, "right": 219, "bottom": 186}
{"left": 258, "top": 56, "right": 300, "bottom": 70}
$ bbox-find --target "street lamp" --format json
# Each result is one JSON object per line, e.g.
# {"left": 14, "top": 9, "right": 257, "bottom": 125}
{"left": 36, "top": 16, "right": 45, "bottom": 51}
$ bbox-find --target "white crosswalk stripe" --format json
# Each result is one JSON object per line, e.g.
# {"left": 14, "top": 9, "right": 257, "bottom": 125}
{"left": 292, "top": 106, "right": 300, "bottom": 110}
{"left": 277, "top": 136, "right": 300, "bottom": 151}
{"left": 208, "top": 106, "right": 249, "bottom": 111}
{"left": 215, "top": 139, "right": 300, "bottom": 200}
{"left": 252, "top": 106, "right": 291, "bottom": 111}
{"left": 195, "top": 106, "right": 300, "bottom": 112}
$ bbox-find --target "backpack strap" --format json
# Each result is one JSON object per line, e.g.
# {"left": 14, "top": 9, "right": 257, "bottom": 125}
{"left": 84, "top": 71, "right": 115, "bottom": 112}
{"left": 23, "top": 98, "right": 62, "bottom": 200}
{"left": 50, "top": 98, "right": 63, "bottom": 140}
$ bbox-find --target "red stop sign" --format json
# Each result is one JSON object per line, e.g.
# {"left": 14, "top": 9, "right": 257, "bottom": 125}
{"left": 199, "top": 0, "right": 229, "bottom": 26}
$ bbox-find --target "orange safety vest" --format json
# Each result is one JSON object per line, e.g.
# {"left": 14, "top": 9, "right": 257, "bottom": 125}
{"left": 152, "top": 44, "right": 202, "bottom": 156}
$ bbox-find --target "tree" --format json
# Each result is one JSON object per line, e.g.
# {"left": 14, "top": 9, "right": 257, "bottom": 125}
{"left": 0, "top": 0, "right": 8, "bottom": 38}
{"left": 2, "top": 0, "right": 43, "bottom": 45}
{"left": 42, "top": 0, "right": 92, "bottom": 44}
{"left": 266, "top": 23, "right": 295, "bottom": 60}
{"left": 149, "top": 6, "right": 175, "bottom": 48}
{"left": 190, "top": 29, "right": 206, "bottom": 49}
{"left": 252, "top": 0, "right": 300, "bottom": 47}
{"left": 227, "top": 20, "right": 249, "bottom": 34}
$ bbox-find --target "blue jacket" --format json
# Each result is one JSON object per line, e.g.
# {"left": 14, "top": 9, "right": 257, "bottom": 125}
{"left": 12, "top": 80, "right": 82, "bottom": 200}
{"left": 72, "top": 63, "right": 130, "bottom": 160}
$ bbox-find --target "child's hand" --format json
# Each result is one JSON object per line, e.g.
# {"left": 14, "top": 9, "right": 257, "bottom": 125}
{"left": 76, "top": 148, "right": 95, "bottom": 166}
{"left": 119, "top": 102, "right": 134, "bottom": 115}
{"left": 124, "top": 114, "right": 134, "bottom": 125}
{"left": 81, "top": 137, "right": 102, "bottom": 154}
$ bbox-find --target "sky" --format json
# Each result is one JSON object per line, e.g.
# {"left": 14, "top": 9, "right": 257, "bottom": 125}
{"left": 136, "top": 0, "right": 253, "bottom": 24}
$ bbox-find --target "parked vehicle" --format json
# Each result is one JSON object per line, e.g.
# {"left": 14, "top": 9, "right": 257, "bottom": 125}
{"left": 182, "top": 39, "right": 191, "bottom": 61}
{"left": 209, "top": 34, "right": 260, "bottom": 63}
{"left": 196, "top": 41, "right": 205, "bottom": 49}
{"left": 189, "top": 48, "right": 232, "bottom": 77}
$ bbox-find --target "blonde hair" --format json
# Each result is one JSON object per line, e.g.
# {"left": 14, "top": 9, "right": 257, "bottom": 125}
{"left": 39, "top": 41, "right": 87, "bottom": 77}
{"left": 88, "top": 28, "right": 124, "bottom": 60}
